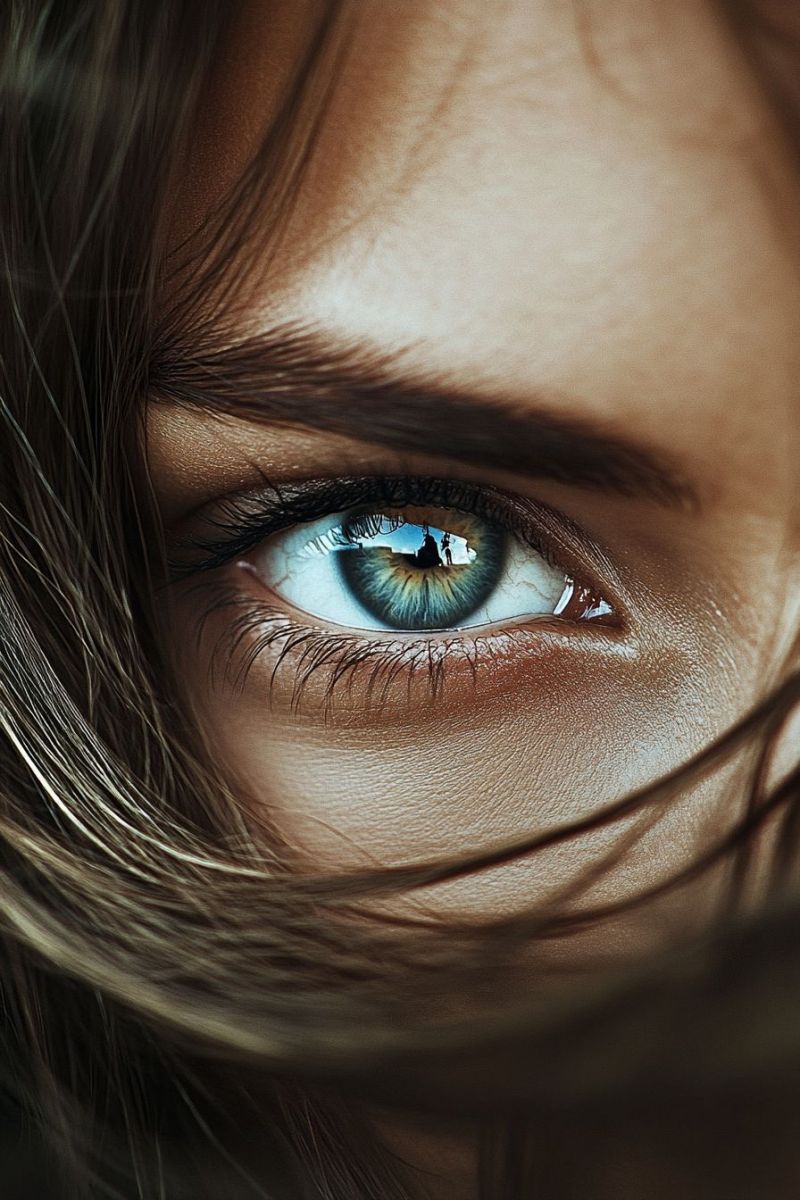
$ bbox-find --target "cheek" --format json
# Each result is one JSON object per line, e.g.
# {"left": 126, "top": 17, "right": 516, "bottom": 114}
{"left": 185, "top": 629, "right": 749, "bottom": 939}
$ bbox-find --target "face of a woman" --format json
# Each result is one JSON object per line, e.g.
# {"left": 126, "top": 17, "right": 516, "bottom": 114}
{"left": 150, "top": 0, "right": 800, "bottom": 953}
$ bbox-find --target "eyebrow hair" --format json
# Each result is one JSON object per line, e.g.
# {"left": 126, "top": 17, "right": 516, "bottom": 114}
{"left": 149, "top": 323, "right": 697, "bottom": 509}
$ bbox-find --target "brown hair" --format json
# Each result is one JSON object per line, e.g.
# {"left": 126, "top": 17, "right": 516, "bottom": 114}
{"left": 1, "top": 2, "right": 799, "bottom": 1196}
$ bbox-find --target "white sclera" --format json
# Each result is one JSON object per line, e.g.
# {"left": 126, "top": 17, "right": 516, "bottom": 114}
{"left": 248, "top": 512, "right": 573, "bottom": 633}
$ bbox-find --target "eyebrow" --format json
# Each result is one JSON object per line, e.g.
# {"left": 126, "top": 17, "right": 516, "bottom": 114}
{"left": 149, "top": 324, "right": 697, "bottom": 509}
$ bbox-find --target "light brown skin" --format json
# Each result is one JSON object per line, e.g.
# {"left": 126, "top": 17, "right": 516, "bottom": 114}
{"left": 148, "top": 2, "right": 800, "bottom": 1193}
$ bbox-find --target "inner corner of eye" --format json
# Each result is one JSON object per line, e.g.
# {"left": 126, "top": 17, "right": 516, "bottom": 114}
{"left": 556, "top": 579, "right": 618, "bottom": 626}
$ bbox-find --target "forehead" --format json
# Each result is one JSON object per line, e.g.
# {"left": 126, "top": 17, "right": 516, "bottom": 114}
{"left": 177, "top": 0, "right": 800, "bottom": 514}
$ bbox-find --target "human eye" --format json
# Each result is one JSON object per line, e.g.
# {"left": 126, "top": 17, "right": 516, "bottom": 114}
{"left": 168, "top": 474, "right": 622, "bottom": 710}
{"left": 246, "top": 497, "right": 613, "bottom": 634}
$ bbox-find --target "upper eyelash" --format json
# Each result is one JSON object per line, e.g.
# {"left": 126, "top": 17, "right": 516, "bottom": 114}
{"left": 169, "top": 474, "right": 573, "bottom": 581}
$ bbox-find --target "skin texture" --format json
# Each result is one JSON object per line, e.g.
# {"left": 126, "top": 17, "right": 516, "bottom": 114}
{"left": 147, "top": 2, "right": 800, "bottom": 1193}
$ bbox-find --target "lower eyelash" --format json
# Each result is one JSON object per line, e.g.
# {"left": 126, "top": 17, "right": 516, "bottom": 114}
{"left": 192, "top": 579, "right": 487, "bottom": 714}
{"left": 187, "top": 547, "right": 621, "bottom": 717}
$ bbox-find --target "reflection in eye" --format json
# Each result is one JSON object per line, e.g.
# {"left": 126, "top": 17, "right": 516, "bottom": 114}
{"left": 248, "top": 504, "right": 611, "bottom": 633}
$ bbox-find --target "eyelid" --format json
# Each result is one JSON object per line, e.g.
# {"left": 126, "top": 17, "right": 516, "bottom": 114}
{"left": 167, "top": 474, "right": 630, "bottom": 626}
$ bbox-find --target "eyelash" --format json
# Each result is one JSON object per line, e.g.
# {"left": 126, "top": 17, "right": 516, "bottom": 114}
{"left": 173, "top": 475, "right": 595, "bottom": 575}
{"left": 170, "top": 474, "right": 622, "bottom": 709}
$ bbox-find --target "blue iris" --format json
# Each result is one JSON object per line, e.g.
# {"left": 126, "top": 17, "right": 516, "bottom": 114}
{"left": 336, "top": 515, "right": 507, "bottom": 631}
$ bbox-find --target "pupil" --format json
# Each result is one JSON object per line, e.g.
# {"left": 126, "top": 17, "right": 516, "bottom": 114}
{"left": 336, "top": 512, "right": 506, "bottom": 631}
